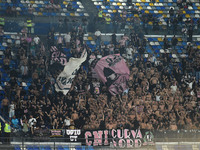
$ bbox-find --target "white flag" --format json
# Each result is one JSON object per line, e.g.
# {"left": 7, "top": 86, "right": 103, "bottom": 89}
{"left": 55, "top": 50, "right": 87, "bottom": 95}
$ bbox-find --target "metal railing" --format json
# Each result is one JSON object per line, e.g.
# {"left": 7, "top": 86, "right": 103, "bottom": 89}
{"left": 0, "top": 137, "right": 200, "bottom": 150}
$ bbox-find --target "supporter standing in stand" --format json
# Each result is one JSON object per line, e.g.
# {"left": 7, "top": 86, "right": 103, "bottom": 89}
{"left": 27, "top": 18, "right": 32, "bottom": 34}
{"left": 171, "top": 35, "right": 178, "bottom": 51}
{"left": 64, "top": 32, "right": 71, "bottom": 49}
{"left": 33, "top": 35, "right": 40, "bottom": 52}
{"left": 163, "top": 35, "right": 169, "bottom": 50}
{"left": 0, "top": 17, "right": 5, "bottom": 29}
{"left": 1, "top": 97, "right": 9, "bottom": 118}
{"left": 4, "top": 121, "right": 11, "bottom": 144}
{"left": 82, "top": 17, "right": 88, "bottom": 34}
{"left": 188, "top": 25, "right": 193, "bottom": 42}
{"left": 98, "top": 8, "right": 103, "bottom": 22}
{"left": 95, "top": 29, "right": 101, "bottom": 49}
{"left": 105, "top": 15, "right": 112, "bottom": 33}
{"left": 57, "top": 33, "right": 63, "bottom": 51}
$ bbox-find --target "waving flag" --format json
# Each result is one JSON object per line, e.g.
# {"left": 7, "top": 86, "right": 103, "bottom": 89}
{"left": 50, "top": 46, "right": 67, "bottom": 66}
{"left": 55, "top": 49, "right": 87, "bottom": 95}
{"left": 93, "top": 54, "right": 130, "bottom": 95}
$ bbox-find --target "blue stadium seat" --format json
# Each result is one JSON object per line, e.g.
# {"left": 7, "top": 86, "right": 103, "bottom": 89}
{"left": 57, "top": 146, "right": 64, "bottom": 150}
{"left": 51, "top": 13, "right": 56, "bottom": 16}
{"left": 0, "top": 59, "right": 3, "bottom": 65}
{"left": 67, "top": 53, "right": 71, "bottom": 58}
{"left": 115, "top": 6, "right": 119, "bottom": 9}
{"left": 63, "top": 146, "right": 70, "bottom": 150}
{"left": 148, "top": 38, "right": 153, "bottom": 42}
{"left": 177, "top": 49, "right": 182, "bottom": 54}
{"left": 19, "top": 3, "right": 23, "bottom": 7}
{"left": 14, "top": 145, "right": 21, "bottom": 150}
{"left": 147, "top": 49, "right": 152, "bottom": 54}
{"left": 152, "top": 45, "right": 158, "bottom": 49}
{"left": 157, "top": 45, "right": 162, "bottom": 49}
{"left": 66, "top": 13, "right": 70, "bottom": 16}
{"left": 103, "top": 9, "right": 108, "bottom": 13}
{"left": 0, "top": 68, "right": 4, "bottom": 72}
{"left": 26, "top": 146, "right": 34, "bottom": 150}
{"left": 156, "top": 54, "right": 160, "bottom": 57}
{"left": 44, "top": 1, "right": 49, "bottom": 4}
{"left": 88, "top": 146, "right": 94, "bottom": 150}
{"left": 24, "top": 86, "right": 29, "bottom": 91}
{"left": 157, "top": 7, "right": 161, "bottom": 10}
{"left": 193, "top": 6, "right": 197, "bottom": 10}
{"left": 161, "top": 6, "right": 165, "bottom": 10}
{"left": 64, "top": 48, "right": 70, "bottom": 53}
{"left": 43, "top": 12, "right": 48, "bottom": 16}
{"left": 75, "top": 145, "right": 82, "bottom": 150}
{"left": 153, "top": 38, "right": 158, "bottom": 41}
{"left": 159, "top": 42, "right": 164, "bottom": 46}
{"left": 45, "top": 146, "right": 51, "bottom": 150}
{"left": 168, "top": 3, "right": 172, "bottom": 6}
{"left": 196, "top": 42, "right": 200, "bottom": 45}
{"left": 60, "top": 4, "right": 65, "bottom": 8}
{"left": 104, "top": 41, "right": 110, "bottom": 45}
{"left": 106, "top": 6, "right": 110, "bottom": 9}
{"left": 35, "top": 7, "right": 40, "bottom": 12}
{"left": 34, "top": 147, "right": 39, "bottom": 150}
{"left": 74, "top": 5, "right": 79, "bottom": 9}
{"left": 79, "top": 13, "right": 84, "bottom": 16}
{"left": 0, "top": 46, "right": 6, "bottom": 50}
{"left": 155, "top": 49, "right": 160, "bottom": 53}
{"left": 37, "top": 4, "right": 42, "bottom": 8}
{"left": 182, "top": 41, "right": 187, "bottom": 46}
{"left": 96, "top": 5, "right": 100, "bottom": 9}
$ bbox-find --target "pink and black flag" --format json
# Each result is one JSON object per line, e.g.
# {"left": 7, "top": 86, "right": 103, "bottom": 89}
{"left": 93, "top": 54, "right": 130, "bottom": 95}
{"left": 50, "top": 46, "right": 67, "bottom": 66}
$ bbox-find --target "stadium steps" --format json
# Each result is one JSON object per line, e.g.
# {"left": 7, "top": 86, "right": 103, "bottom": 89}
{"left": 81, "top": 0, "right": 98, "bottom": 18}
{"left": 144, "top": 35, "right": 199, "bottom": 61}
{"left": 84, "top": 33, "right": 96, "bottom": 51}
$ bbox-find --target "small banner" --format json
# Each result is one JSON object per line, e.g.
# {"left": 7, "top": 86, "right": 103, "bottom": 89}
{"left": 65, "top": 129, "right": 83, "bottom": 142}
{"left": 84, "top": 129, "right": 154, "bottom": 148}
{"left": 50, "top": 129, "right": 63, "bottom": 137}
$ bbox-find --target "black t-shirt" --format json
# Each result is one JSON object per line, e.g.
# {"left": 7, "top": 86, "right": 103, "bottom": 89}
{"left": 133, "top": 119, "right": 140, "bottom": 129}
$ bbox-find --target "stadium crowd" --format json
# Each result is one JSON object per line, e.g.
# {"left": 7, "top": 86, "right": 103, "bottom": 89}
{"left": 0, "top": 21, "right": 199, "bottom": 138}
{"left": 0, "top": 1, "right": 199, "bottom": 138}
{"left": 93, "top": 0, "right": 200, "bottom": 35}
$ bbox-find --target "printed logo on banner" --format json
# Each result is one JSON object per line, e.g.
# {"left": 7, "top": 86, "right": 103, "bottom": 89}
{"left": 66, "top": 130, "right": 81, "bottom": 142}
{"left": 50, "top": 46, "right": 67, "bottom": 66}
{"left": 50, "top": 129, "right": 63, "bottom": 137}
{"left": 93, "top": 54, "right": 130, "bottom": 95}
{"left": 143, "top": 131, "right": 154, "bottom": 146}
{"left": 85, "top": 129, "right": 154, "bottom": 148}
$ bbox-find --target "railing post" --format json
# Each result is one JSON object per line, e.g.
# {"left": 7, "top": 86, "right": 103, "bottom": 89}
{"left": 22, "top": 137, "right": 24, "bottom": 150}
{"left": 54, "top": 138, "right": 55, "bottom": 150}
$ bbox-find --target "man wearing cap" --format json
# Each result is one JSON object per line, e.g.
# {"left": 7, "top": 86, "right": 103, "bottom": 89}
{"left": 105, "top": 15, "right": 112, "bottom": 33}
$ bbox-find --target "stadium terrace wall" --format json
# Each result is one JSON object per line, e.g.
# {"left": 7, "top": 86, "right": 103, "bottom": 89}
{"left": 8, "top": 129, "right": 200, "bottom": 148}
